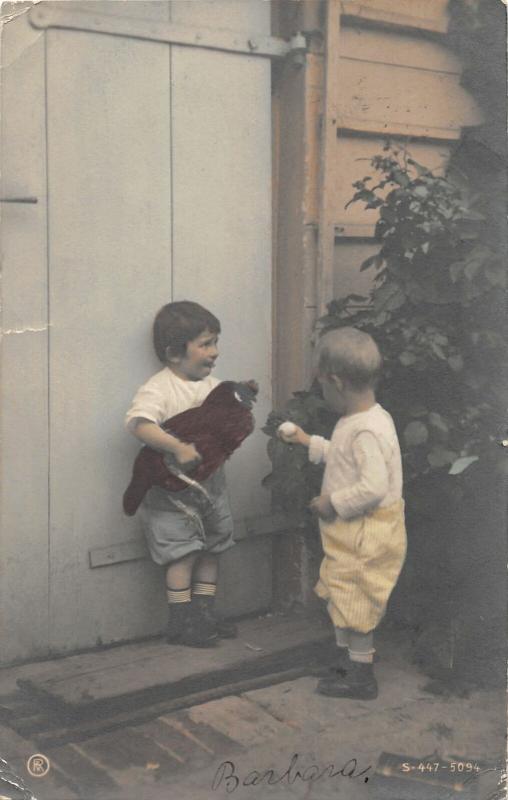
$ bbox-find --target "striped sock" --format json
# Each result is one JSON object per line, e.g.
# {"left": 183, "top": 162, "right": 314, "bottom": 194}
{"left": 193, "top": 581, "right": 217, "bottom": 598}
{"left": 166, "top": 586, "right": 191, "bottom": 605}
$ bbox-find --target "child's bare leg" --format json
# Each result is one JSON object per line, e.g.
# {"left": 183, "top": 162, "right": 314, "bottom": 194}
{"left": 166, "top": 551, "right": 198, "bottom": 591}
{"left": 193, "top": 552, "right": 218, "bottom": 584}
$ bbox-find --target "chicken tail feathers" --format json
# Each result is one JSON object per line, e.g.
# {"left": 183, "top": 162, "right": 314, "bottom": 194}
{"left": 122, "top": 478, "right": 149, "bottom": 516}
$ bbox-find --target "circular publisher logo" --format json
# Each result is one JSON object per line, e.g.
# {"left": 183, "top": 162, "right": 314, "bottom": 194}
{"left": 27, "top": 753, "right": 50, "bottom": 778}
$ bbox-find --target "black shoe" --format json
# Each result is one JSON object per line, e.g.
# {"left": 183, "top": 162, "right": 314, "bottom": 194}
{"left": 316, "top": 657, "right": 378, "bottom": 700}
{"left": 215, "top": 618, "right": 238, "bottom": 638}
{"left": 193, "top": 595, "right": 238, "bottom": 639}
{"left": 179, "top": 602, "right": 218, "bottom": 648}
{"left": 325, "top": 649, "right": 380, "bottom": 674}
{"left": 311, "top": 647, "right": 348, "bottom": 677}
{"left": 165, "top": 602, "right": 191, "bottom": 644}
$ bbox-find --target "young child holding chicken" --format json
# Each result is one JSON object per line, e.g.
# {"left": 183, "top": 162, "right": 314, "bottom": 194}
{"left": 279, "top": 327, "right": 406, "bottom": 699}
{"left": 125, "top": 301, "right": 237, "bottom": 648}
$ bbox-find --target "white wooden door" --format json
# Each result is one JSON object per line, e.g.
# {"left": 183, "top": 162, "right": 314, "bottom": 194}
{"left": 0, "top": 0, "right": 272, "bottom": 662}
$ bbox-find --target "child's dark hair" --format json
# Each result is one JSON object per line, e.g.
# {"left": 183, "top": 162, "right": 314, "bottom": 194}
{"left": 153, "top": 301, "right": 221, "bottom": 363}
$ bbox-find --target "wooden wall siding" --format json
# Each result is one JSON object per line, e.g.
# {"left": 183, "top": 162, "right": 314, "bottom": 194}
{"left": 338, "top": 60, "right": 480, "bottom": 140}
{"left": 332, "top": 136, "right": 453, "bottom": 237}
{"left": 341, "top": 0, "right": 451, "bottom": 33}
{"left": 341, "top": 26, "right": 462, "bottom": 73}
{"left": 0, "top": 11, "right": 49, "bottom": 663}
{"left": 331, "top": 8, "right": 482, "bottom": 308}
{"left": 272, "top": 0, "right": 482, "bottom": 403}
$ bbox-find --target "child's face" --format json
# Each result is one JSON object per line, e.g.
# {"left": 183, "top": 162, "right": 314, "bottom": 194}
{"left": 169, "top": 329, "right": 219, "bottom": 381}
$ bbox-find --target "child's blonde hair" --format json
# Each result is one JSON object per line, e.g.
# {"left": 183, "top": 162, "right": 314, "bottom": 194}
{"left": 316, "top": 327, "right": 382, "bottom": 390}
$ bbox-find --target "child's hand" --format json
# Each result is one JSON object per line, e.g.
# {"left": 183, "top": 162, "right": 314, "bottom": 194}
{"left": 277, "top": 422, "right": 311, "bottom": 448}
{"left": 174, "top": 442, "right": 202, "bottom": 469}
{"left": 309, "top": 494, "right": 336, "bottom": 521}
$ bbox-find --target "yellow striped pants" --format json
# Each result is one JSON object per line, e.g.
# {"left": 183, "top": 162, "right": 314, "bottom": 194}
{"left": 315, "top": 500, "right": 407, "bottom": 634}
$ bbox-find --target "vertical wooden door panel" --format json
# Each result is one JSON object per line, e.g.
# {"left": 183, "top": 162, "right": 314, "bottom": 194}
{"left": 171, "top": 1, "right": 272, "bottom": 518}
{"left": 46, "top": 28, "right": 172, "bottom": 650}
{"left": 0, "top": 12, "right": 49, "bottom": 662}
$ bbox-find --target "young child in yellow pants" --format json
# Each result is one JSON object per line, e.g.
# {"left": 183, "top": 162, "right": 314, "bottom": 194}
{"left": 280, "top": 328, "right": 406, "bottom": 699}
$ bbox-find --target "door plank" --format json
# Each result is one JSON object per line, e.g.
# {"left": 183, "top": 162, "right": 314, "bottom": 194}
{"left": 45, "top": 27, "right": 172, "bottom": 652}
{"left": 0, "top": 9, "right": 50, "bottom": 663}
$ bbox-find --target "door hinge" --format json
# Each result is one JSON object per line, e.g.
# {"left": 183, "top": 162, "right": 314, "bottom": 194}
{"left": 30, "top": 4, "right": 307, "bottom": 62}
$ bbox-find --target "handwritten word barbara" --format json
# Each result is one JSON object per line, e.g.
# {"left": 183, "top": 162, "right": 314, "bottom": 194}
{"left": 211, "top": 754, "right": 371, "bottom": 792}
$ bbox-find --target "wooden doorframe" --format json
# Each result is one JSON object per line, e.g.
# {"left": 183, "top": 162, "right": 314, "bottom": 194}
{"left": 270, "top": 0, "right": 328, "bottom": 608}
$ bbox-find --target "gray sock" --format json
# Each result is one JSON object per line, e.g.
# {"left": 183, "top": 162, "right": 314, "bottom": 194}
{"left": 349, "top": 630, "right": 375, "bottom": 663}
{"left": 334, "top": 627, "right": 350, "bottom": 649}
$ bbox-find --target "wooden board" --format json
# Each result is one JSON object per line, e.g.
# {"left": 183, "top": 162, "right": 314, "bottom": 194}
{"left": 0, "top": 9, "right": 50, "bottom": 662}
{"left": 331, "top": 135, "right": 453, "bottom": 231}
{"left": 170, "top": 3, "right": 273, "bottom": 520}
{"left": 45, "top": 25, "right": 173, "bottom": 652}
{"left": 341, "top": 0, "right": 450, "bottom": 33}
{"left": 338, "top": 58, "right": 481, "bottom": 139}
{"left": 341, "top": 26, "right": 461, "bottom": 73}
{"left": 18, "top": 613, "right": 332, "bottom": 711}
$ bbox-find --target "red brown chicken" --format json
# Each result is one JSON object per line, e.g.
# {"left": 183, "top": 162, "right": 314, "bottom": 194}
{"left": 123, "top": 380, "right": 258, "bottom": 516}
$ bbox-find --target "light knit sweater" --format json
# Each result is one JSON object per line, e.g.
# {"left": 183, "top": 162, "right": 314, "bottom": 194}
{"left": 309, "top": 403, "right": 403, "bottom": 520}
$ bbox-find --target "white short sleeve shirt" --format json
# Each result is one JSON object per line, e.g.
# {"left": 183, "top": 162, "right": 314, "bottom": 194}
{"left": 125, "top": 367, "right": 220, "bottom": 431}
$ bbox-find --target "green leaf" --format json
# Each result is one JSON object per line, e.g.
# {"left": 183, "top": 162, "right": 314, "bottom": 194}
{"left": 461, "top": 209, "right": 485, "bottom": 221}
{"left": 399, "top": 351, "right": 417, "bottom": 366}
{"left": 360, "top": 253, "right": 383, "bottom": 272}
{"left": 409, "top": 405, "right": 428, "bottom": 418}
{"left": 427, "top": 447, "right": 457, "bottom": 467}
{"left": 407, "top": 158, "right": 431, "bottom": 177}
{"left": 404, "top": 421, "right": 429, "bottom": 446}
{"left": 448, "top": 354, "right": 464, "bottom": 372}
{"left": 464, "top": 259, "right": 482, "bottom": 281}
{"left": 413, "top": 185, "right": 429, "bottom": 198}
{"left": 428, "top": 412, "right": 449, "bottom": 435}
{"left": 430, "top": 342, "right": 447, "bottom": 359}
{"left": 485, "top": 261, "right": 507, "bottom": 288}
{"left": 449, "top": 262, "right": 464, "bottom": 283}
{"left": 448, "top": 455, "right": 479, "bottom": 475}
{"left": 373, "top": 281, "right": 402, "bottom": 313}
{"left": 463, "top": 245, "right": 491, "bottom": 281}
{"left": 392, "top": 168, "right": 410, "bottom": 187}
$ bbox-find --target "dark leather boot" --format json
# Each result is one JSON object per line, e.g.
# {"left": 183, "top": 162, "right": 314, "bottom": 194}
{"left": 179, "top": 601, "right": 218, "bottom": 648}
{"left": 193, "top": 595, "right": 238, "bottom": 639}
{"left": 316, "top": 656, "right": 378, "bottom": 700}
{"left": 165, "top": 602, "right": 191, "bottom": 644}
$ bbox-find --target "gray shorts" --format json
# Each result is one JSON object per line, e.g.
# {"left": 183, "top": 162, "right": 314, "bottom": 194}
{"left": 138, "top": 468, "right": 235, "bottom": 565}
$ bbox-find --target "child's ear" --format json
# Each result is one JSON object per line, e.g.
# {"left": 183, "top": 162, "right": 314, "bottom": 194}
{"left": 330, "top": 375, "right": 344, "bottom": 392}
{"left": 165, "top": 345, "right": 180, "bottom": 364}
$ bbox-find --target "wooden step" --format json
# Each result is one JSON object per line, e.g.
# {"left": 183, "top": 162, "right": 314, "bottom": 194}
{"left": 17, "top": 613, "right": 333, "bottom": 717}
